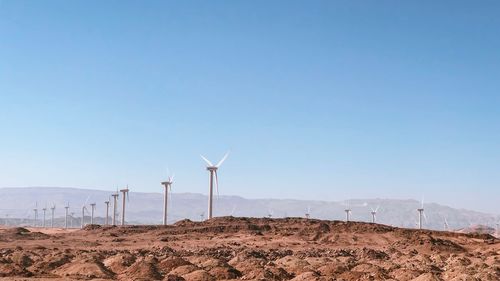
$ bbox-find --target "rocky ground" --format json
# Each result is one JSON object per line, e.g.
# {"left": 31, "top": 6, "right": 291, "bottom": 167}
{"left": 0, "top": 217, "right": 498, "bottom": 280}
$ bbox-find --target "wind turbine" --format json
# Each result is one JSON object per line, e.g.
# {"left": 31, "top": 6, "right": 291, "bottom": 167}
{"left": 81, "top": 195, "right": 91, "bottom": 229}
{"left": 70, "top": 212, "right": 75, "bottom": 228}
{"left": 64, "top": 204, "right": 69, "bottom": 229}
{"left": 230, "top": 205, "right": 237, "bottom": 216}
{"left": 417, "top": 198, "right": 426, "bottom": 230}
{"left": 50, "top": 204, "right": 56, "bottom": 228}
{"left": 444, "top": 217, "right": 449, "bottom": 231}
{"left": 200, "top": 152, "right": 229, "bottom": 220}
{"left": 42, "top": 205, "right": 47, "bottom": 227}
{"left": 111, "top": 191, "right": 119, "bottom": 226}
{"left": 90, "top": 203, "right": 96, "bottom": 224}
{"left": 305, "top": 206, "right": 311, "bottom": 219}
{"left": 120, "top": 187, "right": 129, "bottom": 226}
{"left": 104, "top": 199, "right": 110, "bottom": 226}
{"left": 161, "top": 172, "right": 174, "bottom": 225}
{"left": 267, "top": 209, "right": 273, "bottom": 218}
{"left": 370, "top": 206, "right": 379, "bottom": 223}
{"left": 344, "top": 201, "right": 351, "bottom": 222}
{"left": 33, "top": 202, "right": 38, "bottom": 227}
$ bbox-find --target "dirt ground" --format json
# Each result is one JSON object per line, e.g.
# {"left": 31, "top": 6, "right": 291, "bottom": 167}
{"left": 0, "top": 217, "right": 498, "bottom": 280}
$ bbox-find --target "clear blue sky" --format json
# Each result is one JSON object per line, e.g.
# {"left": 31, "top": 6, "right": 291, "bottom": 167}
{"left": 1, "top": 1, "right": 499, "bottom": 213}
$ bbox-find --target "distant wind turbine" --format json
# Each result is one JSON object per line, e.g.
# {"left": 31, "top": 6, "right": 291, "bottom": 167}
{"left": 120, "top": 187, "right": 129, "bottom": 226}
{"left": 344, "top": 200, "right": 351, "bottom": 222}
{"left": 64, "top": 203, "right": 69, "bottom": 229}
{"left": 33, "top": 202, "right": 38, "bottom": 227}
{"left": 370, "top": 206, "right": 380, "bottom": 223}
{"left": 104, "top": 199, "right": 110, "bottom": 226}
{"left": 50, "top": 204, "right": 56, "bottom": 228}
{"left": 111, "top": 191, "right": 119, "bottom": 226}
{"left": 417, "top": 198, "right": 426, "bottom": 230}
{"left": 161, "top": 171, "right": 174, "bottom": 225}
{"left": 200, "top": 151, "right": 229, "bottom": 220}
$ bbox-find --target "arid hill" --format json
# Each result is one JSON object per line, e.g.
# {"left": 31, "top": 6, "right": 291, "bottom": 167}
{"left": 0, "top": 217, "right": 498, "bottom": 280}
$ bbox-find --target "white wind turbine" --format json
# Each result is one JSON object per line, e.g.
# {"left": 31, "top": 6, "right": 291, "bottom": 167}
{"left": 64, "top": 203, "right": 70, "bottom": 229}
{"left": 344, "top": 200, "right": 352, "bottom": 222}
{"left": 305, "top": 206, "right": 311, "bottom": 219}
{"left": 81, "top": 205, "right": 87, "bottom": 229}
{"left": 200, "top": 152, "right": 229, "bottom": 220}
{"left": 444, "top": 217, "right": 449, "bottom": 231}
{"left": 230, "top": 205, "right": 237, "bottom": 216}
{"left": 33, "top": 202, "right": 38, "bottom": 227}
{"left": 111, "top": 190, "right": 119, "bottom": 226}
{"left": 370, "top": 206, "right": 380, "bottom": 223}
{"left": 104, "top": 198, "right": 110, "bottom": 226}
{"left": 90, "top": 203, "right": 96, "bottom": 224}
{"left": 42, "top": 205, "right": 47, "bottom": 227}
{"left": 161, "top": 171, "right": 174, "bottom": 225}
{"left": 417, "top": 198, "right": 426, "bottom": 230}
{"left": 50, "top": 204, "right": 56, "bottom": 228}
{"left": 81, "top": 195, "right": 91, "bottom": 229}
{"left": 267, "top": 209, "right": 273, "bottom": 218}
{"left": 120, "top": 187, "right": 130, "bottom": 226}
{"left": 70, "top": 212, "right": 75, "bottom": 228}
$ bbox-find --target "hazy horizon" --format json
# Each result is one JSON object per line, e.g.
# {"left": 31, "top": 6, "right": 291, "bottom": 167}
{"left": 1, "top": 1, "right": 499, "bottom": 214}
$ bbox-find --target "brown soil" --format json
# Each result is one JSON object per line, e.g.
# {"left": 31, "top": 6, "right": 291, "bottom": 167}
{"left": 0, "top": 217, "right": 498, "bottom": 280}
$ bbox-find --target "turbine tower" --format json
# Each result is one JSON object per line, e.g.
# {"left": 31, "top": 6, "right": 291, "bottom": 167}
{"left": 161, "top": 173, "right": 174, "bottom": 225}
{"left": 50, "top": 204, "right": 56, "bottom": 228}
{"left": 111, "top": 192, "right": 119, "bottom": 226}
{"left": 417, "top": 199, "right": 425, "bottom": 230}
{"left": 370, "top": 206, "right": 379, "bottom": 223}
{"left": 70, "top": 212, "right": 74, "bottom": 228}
{"left": 305, "top": 206, "right": 311, "bottom": 219}
{"left": 81, "top": 195, "right": 91, "bottom": 229}
{"left": 120, "top": 187, "right": 129, "bottom": 226}
{"left": 200, "top": 152, "right": 229, "bottom": 220}
{"left": 444, "top": 218, "right": 449, "bottom": 231}
{"left": 344, "top": 201, "right": 351, "bottom": 222}
{"left": 90, "top": 203, "right": 96, "bottom": 224}
{"left": 42, "top": 206, "right": 47, "bottom": 227}
{"left": 345, "top": 209, "right": 351, "bottom": 222}
{"left": 81, "top": 205, "right": 87, "bottom": 229}
{"left": 64, "top": 204, "right": 69, "bottom": 229}
{"left": 104, "top": 199, "right": 110, "bottom": 226}
{"left": 33, "top": 203, "right": 38, "bottom": 227}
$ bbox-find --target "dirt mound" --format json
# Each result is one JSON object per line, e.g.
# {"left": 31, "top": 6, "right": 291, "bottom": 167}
{"left": 53, "top": 258, "right": 113, "bottom": 279}
{"left": 1, "top": 227, "right": 50, "bottom": 241}
{"left": 121, "top": 256, "right": 162, "bottom": 280}
{"left": 83, "top": 224, "right": 102, "bottom": 231}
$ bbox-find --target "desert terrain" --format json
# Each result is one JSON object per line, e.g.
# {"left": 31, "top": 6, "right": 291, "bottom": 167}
{"left": 0, "top": 217, "right": 498, "bottom": 281}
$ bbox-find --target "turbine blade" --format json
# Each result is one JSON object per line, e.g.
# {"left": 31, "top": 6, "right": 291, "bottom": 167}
{"left": 215, "top": 170, "right": 220, "bottom": 199}
{"left": 216, "top": 151, "right": 230, "bottom": 167}
{"left": 84, "top": 195, "right": 91, "bottom": 205}
{"left": 200, "top": 155, "right": 213, "bottom": 166}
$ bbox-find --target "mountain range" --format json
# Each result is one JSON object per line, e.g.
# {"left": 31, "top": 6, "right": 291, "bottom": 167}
{"left": 0, "top": 187, "right": 498, "bottom": 231}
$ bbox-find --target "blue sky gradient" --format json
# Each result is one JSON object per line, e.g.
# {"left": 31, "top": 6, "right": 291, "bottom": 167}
{"left": 1, "top": 1, "right": 499, "bottom": 213}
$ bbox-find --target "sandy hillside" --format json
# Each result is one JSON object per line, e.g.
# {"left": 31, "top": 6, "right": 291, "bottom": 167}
{"left": 0, "top": 217, "right": 498, "bottom": 280}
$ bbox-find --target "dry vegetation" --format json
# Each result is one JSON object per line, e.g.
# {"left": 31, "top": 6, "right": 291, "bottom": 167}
{"left": 0, "top": 217, "right": 498, "bottom": 280}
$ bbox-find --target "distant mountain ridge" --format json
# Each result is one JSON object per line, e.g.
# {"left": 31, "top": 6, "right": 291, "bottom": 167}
{"left": 0, "top": 187, "right": 498, "bottom": 230}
